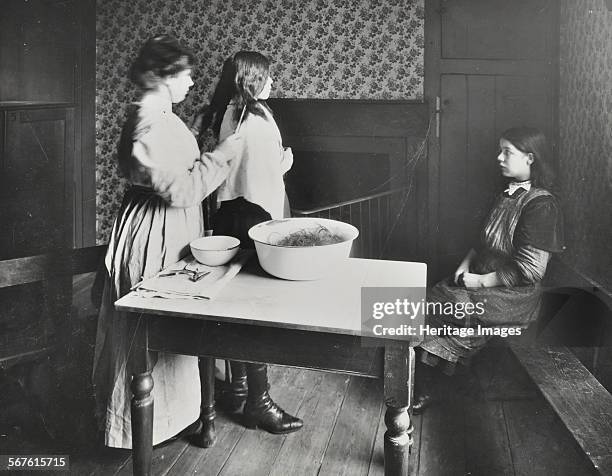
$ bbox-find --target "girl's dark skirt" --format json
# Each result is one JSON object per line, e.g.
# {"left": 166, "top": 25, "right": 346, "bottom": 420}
{"left": 213, "top": 197, "right": 272, "bottom": 248}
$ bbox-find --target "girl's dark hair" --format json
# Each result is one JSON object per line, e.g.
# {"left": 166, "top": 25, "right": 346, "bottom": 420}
{"left": 129, "top": 35, "right": 194, "bottom": 90}
{"left": 197, "top": 56, "right": 236, "bottom": 142}
{"left": 197, "top": 51, "right": 271, "bottom": 142}
{"left": 232, "top": 51, "right": 271, "bottom": 123}
{"left": 500, "top": 127, "right": 555, "bottom": 191}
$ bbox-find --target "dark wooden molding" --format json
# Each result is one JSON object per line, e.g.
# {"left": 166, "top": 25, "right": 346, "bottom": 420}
{"left": 74, "top": 0, "right": 97, "bottom": 247}
{"left": 266, "top": 98, "right": 430, "bottom": 263}
{"left": 267, "top": 98, "right": 428, "bottom": 138}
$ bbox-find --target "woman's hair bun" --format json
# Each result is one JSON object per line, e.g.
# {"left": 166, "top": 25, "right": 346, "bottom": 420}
{"left": 129, "top": 34, "right": 194, "bottom": 90}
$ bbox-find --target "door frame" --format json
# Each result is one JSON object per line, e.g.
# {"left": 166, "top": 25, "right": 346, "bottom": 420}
{"left": 424, "top": 0, "right": 443, "bottom": 283}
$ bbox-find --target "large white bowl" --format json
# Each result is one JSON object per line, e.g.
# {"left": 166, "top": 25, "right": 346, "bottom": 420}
{"left": 248, "top": 218, "right": 359, "bottom": 280}
{"left": 190, "top": 235, "right": 240, "bottom": 266}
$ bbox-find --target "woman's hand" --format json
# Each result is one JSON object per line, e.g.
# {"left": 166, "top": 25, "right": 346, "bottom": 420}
{"left": 454, "top": 263, "right": 470, "bottom": 285}
{"left": 214, "top": 133, "right": 243, "bottom": 161}
{"left": 280, "top": 146, "right": 293, "bottom": 173}
{"left": 190, "top": 113, "right": 203, "bottom": 137}
{"left": 454, "top": 248, "right": 476, "bottom": 285}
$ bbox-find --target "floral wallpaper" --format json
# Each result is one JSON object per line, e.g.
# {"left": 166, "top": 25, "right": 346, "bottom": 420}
{"left": 559, "top": 0, "right": 612, "bottom": 289}
{"left": 95, "top": 0, "right": 425, "bottom": 242}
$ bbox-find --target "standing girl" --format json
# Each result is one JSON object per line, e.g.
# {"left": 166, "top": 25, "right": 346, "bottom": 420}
{"left": 211, "top": 51, "right": 293, "bottom": 243}
{"left": 195, "top": 51, "right": 301, "bottom": 435}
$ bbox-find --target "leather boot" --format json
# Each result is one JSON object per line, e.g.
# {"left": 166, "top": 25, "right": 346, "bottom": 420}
{"left": 218, "top": 361, "right": 248, "bottom": 413}
{"left": 243, "top": 364, "right": 303, "bottom": 434}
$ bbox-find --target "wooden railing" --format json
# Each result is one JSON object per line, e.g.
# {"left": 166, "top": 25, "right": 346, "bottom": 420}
{"left": 291, "top": 187, "right": 408, "bottom": 260}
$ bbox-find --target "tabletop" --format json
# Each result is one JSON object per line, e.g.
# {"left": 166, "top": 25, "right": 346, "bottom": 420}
{"left": 115, "top": 257, "right": 426, "bottom": 336}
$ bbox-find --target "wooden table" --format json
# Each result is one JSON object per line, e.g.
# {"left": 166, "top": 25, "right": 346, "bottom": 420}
{"left": 115, "top": 257, "right": 426, "bottom": 475}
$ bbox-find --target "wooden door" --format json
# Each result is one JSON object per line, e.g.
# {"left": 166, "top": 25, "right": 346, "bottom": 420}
{"left": 425, "top": 0, "right": 559, "bottom": 281}
{"left": 0, "top": 106, "right": 74, "bottom": 259}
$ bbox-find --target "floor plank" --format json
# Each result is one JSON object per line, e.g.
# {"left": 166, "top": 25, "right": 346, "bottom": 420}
{"left": 217, "top": 367, "right": 313, "bottom": 476}
{"left": 318, "top": 376, "right": 383, "bottom": 476}
{"left": 115, "top": 438, "right": 190, "bottom": 476}
{"left": 464, "top": 400, "right": 514, "bottom": 476}
{"left": 72, "top": 448, "right": 132, "bottom": 476}
{"left": 366, "top": 404, "right": 386, "bottom": 476}
{"left": 269, "top": 371, "right": 351, "bottom": 476}
{"left": 166, "top": 411, "right": 247, "bottom": 476}
{"left": 170, "top": 365, "right": 287, "bottom": 476}
{"left": 504, "top": 399, "right": 588, "bottom": 476}
{"left": 417, "top": 396, "right": 466, "bottom": 476}
{"left": 471, "top": 346, "right": 537, "bottom": 401}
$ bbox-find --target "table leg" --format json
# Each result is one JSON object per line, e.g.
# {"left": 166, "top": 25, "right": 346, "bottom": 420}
{"left": 383, "top": 344, "right": 414, "bottom": 476}
{"left": 384, "top": 405, "right": 412, "bottom": 475}
{"left": 130, "top": 316, "right": 153, "bottom": 476}
{"left": 131, "top": 372, "right": 154, "bottom": 476}
{"left": 195, "top": 357, "right": 217, "bottom": 447}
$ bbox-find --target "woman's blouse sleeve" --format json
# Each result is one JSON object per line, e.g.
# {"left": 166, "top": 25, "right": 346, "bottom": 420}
{"left": 504, "top": 195, "right": 563, "bottom": 285}
{"left": 514, "top": 195, "right": 565, "bottom": 253}
{"left": 499, "top": 245, "right": 551, "bottom": 285}
{"left": 128, "top": 114, "right": 232, "bottom": 208}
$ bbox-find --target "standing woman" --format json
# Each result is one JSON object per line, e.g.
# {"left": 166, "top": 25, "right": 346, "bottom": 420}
{"left": 93, "top": 35, "right": 238, "bottom": 448}
{"left": 414, "top": 127, "right": 564, "bottom": 412}
{"left": 195, "top": 51, "right": 302, "bottom": 435}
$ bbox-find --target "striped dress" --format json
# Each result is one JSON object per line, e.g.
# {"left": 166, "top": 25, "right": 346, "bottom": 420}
{"left": 419, "top": 187, "right": 564, "bottom": 371}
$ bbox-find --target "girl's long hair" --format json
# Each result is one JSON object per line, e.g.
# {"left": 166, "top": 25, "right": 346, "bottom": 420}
{"left": 197, "top": 56, "right": 236, "bottom": 143}
{"left": 500, "top": 127, "right": 556, "bottom": 192}
{"left": 197, "top": 51, "right": 271, "bottom": 143}
{"left": 231, "top": 51, "right": 271, "bottom": 124}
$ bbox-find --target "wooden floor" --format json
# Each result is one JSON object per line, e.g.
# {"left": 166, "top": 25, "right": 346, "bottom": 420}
{"left": 0, "top": 353, "right": 593, "bottom": 476}
{"left": 0, "top": 274, "right": 597, "bottom": 475}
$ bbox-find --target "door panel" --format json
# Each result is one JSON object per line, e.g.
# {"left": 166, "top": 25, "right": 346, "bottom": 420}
{"left": 441, "top": 0, "right": 554, "bottom": 60}
{"left": 4, "top": 109, "right": 66, "bottom": 192}
{"left": 494, "top": 75, "right": 553, "bottom": 139}
{"left": 438, "top": 75, "right": 469, "bottom": 263}
{"left": 465, "top": 75, "right": 498, "bottom": 248}
{"left": 0, "top": 107, "right": 73, "bottom": 259}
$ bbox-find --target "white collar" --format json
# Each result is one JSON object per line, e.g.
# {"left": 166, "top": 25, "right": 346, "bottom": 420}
{"left": 505, "top": 180, "right": 532, "bottom": 196}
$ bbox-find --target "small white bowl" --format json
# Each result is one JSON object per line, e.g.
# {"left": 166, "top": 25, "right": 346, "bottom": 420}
{"left": 248, "top": 218, "right": 359, "bottom": 280}
{"left": 190, "top": 236, "right": 240, "bottom": 266}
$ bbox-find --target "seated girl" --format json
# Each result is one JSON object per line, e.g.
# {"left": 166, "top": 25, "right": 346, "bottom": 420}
{"left": 414, "top": 126, "right": 564, "bottom": 413}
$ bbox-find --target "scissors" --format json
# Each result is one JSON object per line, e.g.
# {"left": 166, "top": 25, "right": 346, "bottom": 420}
{"left": 158, "top": 264, "right": 211, "bottom": 282}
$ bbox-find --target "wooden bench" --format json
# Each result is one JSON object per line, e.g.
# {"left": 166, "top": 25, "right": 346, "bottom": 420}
{"left": 0, "top": 245, "right": 107, "bottom": 366}
{"left": 0, "top": 246, "right": 107, "bottom": 437}
{"left": 508, "top": 341, "right": 612, "bottom": 475}
{"left": 507, "top": 259, "right": 612, "bottom": 475}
